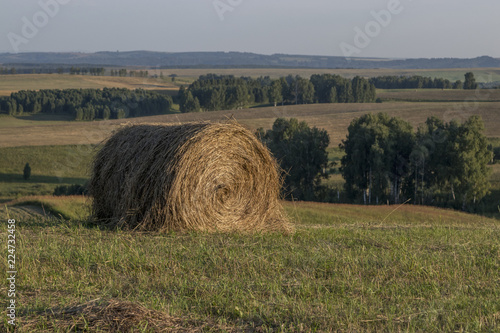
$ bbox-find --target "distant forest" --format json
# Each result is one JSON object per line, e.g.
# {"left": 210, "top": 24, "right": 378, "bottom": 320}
{"left": 370, "top": 76, "right": 461, "bottom": 89}
{"left": 179, "top": 74, "right": 377, "bottom": 112}
{"left": 1, "top": 51, "right": 499, "bottom": 69}
{"left": 0, "top": 88, "right": 173, "bottom": 120}
{"left": 0, "top": 66, "right": 148, "bottom": 77}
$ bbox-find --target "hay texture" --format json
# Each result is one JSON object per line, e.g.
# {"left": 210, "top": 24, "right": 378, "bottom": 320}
{"left": 89, "top": 122, "right": 292, "bottom": 233}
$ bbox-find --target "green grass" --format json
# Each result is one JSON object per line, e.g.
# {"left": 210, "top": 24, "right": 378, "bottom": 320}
{"left": 1, "top": 200, "right": 499, "bottom": 332}
{"left": 0, "top": 145, "right": 94, "bottom": 199}
{"left": 5, "top": 195, "right": 89, "bottom": 220}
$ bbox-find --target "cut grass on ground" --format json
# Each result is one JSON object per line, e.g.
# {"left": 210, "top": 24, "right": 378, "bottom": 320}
{"left": 1, "top": 199, "right": 499, "bottom": 332}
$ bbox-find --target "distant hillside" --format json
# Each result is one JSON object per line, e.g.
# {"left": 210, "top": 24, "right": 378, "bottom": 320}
{"left": 0, "top": 51, "right": 499, "bottom": 69}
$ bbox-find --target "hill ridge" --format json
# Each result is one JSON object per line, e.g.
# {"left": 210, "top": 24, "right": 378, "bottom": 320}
{"left": 1, "top": 51, "right": 499, "bottom": 69}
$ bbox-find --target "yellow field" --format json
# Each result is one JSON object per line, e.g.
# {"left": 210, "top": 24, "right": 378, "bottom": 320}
{"left": 0, "top": 74, "right": 178, "bottom": 96}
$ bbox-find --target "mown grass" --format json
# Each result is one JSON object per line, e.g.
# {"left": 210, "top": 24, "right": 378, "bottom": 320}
{"left": 1, "top": 199, "right": 499, "bottom": 332}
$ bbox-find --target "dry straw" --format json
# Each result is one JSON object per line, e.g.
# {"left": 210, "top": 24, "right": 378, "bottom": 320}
{"left": 89, "top": 122, "right": 292, "bottom": 233}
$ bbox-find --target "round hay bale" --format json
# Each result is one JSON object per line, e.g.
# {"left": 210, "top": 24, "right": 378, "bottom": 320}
{"left": 88, "top": 122, "right": 292, "bottom": 233}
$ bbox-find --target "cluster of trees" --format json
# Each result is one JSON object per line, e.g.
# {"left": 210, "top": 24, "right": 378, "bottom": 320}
{"left": 257, "top": 118, "right": 330, "bottom": 201}
{"left": 0, "top": 67, "right": 19, "bottom": 75}
{"left": 179, "top": 74, "right": 376, "bottom": 112}
{"left": 0, "top": 66, "right": 108, "bottom": 75}
{"left": 310, "top": 74, "right": 376, "bottom": 103}
{"left": 0, "top": 88, "right": 172, "bottom": 120}
{"left": 369, "top": 76, "right": 457, "bottom": 89}
{"left": 369, "top": 72, "right": 478, "bottom": 90}
{"left": 340, "top": 113, "right": 492, "bottom": 211}
{"left": 69, "top": 67, "right": 106, "bottom": 75}
{"left": 109, "top": 69, "right": 150, "bottom": 77}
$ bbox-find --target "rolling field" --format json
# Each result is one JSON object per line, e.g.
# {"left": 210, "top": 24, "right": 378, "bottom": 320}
{"left": 0, "top": 74, "right": 178, "bottom": 97}
{"left": 0, "top": 73, "right": 499, "bottom": 331}
{"left": 0, "top": 197, "right": 499, "bottom": 332}
{"left": 1, "top": 101, "right": 499, "bottom": 149}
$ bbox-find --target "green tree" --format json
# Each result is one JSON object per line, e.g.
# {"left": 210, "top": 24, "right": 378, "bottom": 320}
{"left": 23, "top": 163, "right": 31, "bottom": 180}
{"left": 181, "top": 90, "right": 201, "bottom": 112}
{"left": 258, "top": 118, "right": 330, "bottom": 201}
{"left": 452, "top": 80, "right": 463, "bottom": 89}
{"left": 463, "top": 72, "right": 477, "bottom": 90}
{"left": 452, "top": 116, "right": 491, "bottom": 209}
{"left": 340, "top": 113, "right": 414, "bottom": 204}
{"left": 268, "top": 80, "right": 283, "bottom": 106}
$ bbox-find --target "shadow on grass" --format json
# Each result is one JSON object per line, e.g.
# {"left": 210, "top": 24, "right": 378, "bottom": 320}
{"left": 0, "top": 173, "right": 88, "bottom": 184}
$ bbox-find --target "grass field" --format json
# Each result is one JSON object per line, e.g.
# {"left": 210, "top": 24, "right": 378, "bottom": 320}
{"left": 0, "top": 74, "right": 178, "bottom": 97}
{"left": 1, "top": 101, "right": 499, "bottom": 149}
{"left": 0, "top": 197, "right": 499, "bottom": 332}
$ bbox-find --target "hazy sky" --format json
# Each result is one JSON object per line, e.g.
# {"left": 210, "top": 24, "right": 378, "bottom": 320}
{"left": 1, "top": 0, "right": 499, "bottom": 58}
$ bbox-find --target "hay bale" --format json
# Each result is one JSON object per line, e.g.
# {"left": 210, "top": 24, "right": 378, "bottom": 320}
{"left": 89, "top": 122, "right": 292, "bottom": 233}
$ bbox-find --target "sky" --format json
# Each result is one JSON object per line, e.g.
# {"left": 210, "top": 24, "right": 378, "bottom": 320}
{"left": 0, "top": 0, "right": 499, "bottom": 59}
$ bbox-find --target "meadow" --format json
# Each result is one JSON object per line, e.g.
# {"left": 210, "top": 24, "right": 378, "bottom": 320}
{"left": 0, "top": 197, "right": 499, "bottom": 332}
{"left": 0, "top": 71, "right": 499, "bottom": 331}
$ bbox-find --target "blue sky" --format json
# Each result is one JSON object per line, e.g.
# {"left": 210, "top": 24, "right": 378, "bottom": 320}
{"left": 1, "top": 0, "right": 498, "bottom": 58}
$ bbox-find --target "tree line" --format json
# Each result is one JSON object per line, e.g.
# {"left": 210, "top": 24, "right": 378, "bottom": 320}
{"left": 178, "top": 74, "right": 377, "bottom": 112}
{"left": 0, "top": 66, "right": 107, "bottom": 75}
{"left": 259, "top": 114, "right": 492, "bottom": 213}
{"left": 0, "top": 88, "right": 173, "bottom": 120}
{"left": 0, "top": 66, "right": 145, "bottom": 77}
{"left": 340, "top": 113, "right": 491, "bottom": 211}
{"left": 369, "top": 72, "right": 478, "bottom": 90}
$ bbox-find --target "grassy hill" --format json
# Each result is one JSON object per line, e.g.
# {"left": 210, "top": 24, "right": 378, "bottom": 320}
{"left": 1, "top": 197, "right": 499, "bottom": 332}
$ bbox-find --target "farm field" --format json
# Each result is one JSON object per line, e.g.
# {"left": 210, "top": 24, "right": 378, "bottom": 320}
{"left": 0, "top": 197, "right": 499, "bottom": 332}
{"left": 1, "top": 101, "right": 499, "bottom": 149}
{"left": 0, "top": 71, "right": 499, "bottom": 331}
{"left": 0, "top": 74, "right": 178, "bottom": 97}
{"left": 377, "top": 88, "right": 500, "bottom": 102}
{"left": 144, "top": 67, "right": 500, "bottom": 82}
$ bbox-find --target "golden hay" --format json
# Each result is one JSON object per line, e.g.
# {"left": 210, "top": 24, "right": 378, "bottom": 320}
{"left": 88, "top": 122, "right": 292, "bottom": 233}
